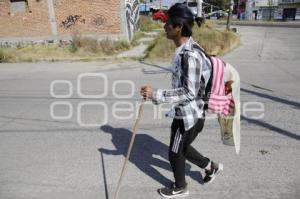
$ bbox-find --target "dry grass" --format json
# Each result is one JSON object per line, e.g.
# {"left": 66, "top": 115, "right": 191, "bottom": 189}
{"left": 70, "top": 34, "right": 131, "bottom": 55}
{"left": 0, "top": 35, "right": 132, "bottom": 63}
{"left": 0, "top": 48, "right": 13, "bottom": 63}
{"left": 145, "top": 23, "right": 240, "bottom": 61}
{"left": 193, "top": 24, "right": 240, "bottom": 56}
{"left": 0, "top": 45, "right": 69, "bottom": 63}
{"left": 0, "top": 22, "right": 240, "bottom": 63}
{"left": 131, "top": 31, "right": 146, "bottom": 46}
{"left": 139, "top": 15, "right": 163, "bottom": 32}
{"left": 144, "top": 32, "right": 174, "bottom": 61}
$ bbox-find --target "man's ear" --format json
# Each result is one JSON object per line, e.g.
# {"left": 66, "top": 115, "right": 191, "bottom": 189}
{"left": 175, "top": 25, "right": 183, "bottom": 35}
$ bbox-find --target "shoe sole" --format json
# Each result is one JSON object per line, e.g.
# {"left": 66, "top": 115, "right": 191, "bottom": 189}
{"left": 158, "top": 190, "right": 189, "bottom": 198}
{"left": 205, "top": 163, "right": 223, "bottom": 185}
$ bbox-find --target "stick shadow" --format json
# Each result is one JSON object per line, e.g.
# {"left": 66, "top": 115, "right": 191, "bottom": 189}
{"left": 98, "top": 125, "right": 203, "bottom": 194}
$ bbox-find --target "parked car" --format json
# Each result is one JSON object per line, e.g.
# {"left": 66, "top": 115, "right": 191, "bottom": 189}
{"left": 152, "top": 10, "right": 168, "bottom": 23}
{"left": 206, "top": 10, "right": 228, "bottom": 20}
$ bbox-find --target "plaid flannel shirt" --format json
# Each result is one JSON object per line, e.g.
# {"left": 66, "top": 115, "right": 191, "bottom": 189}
{"left": 152, "top": 37, "right": 212, "bottom": 131}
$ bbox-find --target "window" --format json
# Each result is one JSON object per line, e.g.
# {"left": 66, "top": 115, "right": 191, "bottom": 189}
{"left": 10, "top": 0, "right": 29, "bottom": 14}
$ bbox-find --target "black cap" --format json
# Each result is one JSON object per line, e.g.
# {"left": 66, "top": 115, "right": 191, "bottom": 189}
{"left": 167, "top": 3, "right": 194, "bottom": 20}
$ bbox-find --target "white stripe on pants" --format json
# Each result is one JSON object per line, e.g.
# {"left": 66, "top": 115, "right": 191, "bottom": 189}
{"left": 172, "top": 129, "right": 182, "bottom": 154}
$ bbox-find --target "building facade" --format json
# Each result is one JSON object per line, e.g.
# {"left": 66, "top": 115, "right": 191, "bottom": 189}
{"left": 238, "top": 0, "right": 300, "bottom": 20}
{"left": 238, "top": 0, "right": 279, "bottom": 20}
{"left": 0, "top": 0, "right": 139, "bottom": 44}
{"left": 278, "top": 0, "right": 300, "bottom": 20}
{"left": 253, "top": 0, "right": 279, "bottom": 20}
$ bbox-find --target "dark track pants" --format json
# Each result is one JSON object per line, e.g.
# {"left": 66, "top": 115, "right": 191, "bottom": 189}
{"left": 169, "top": 118, "right": 210, "bottom": 188}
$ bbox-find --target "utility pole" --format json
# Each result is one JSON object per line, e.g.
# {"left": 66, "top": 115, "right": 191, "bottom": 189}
{"left": 47, "top": 0, "right": 58, "bottom": 37}
{"left": 196, "top": 0, "right": 203, "bottom": 18}
{"left": 237, "top": 0, "right": 240, "bottom": 19}
{"left": 268, "top": 0, "right": 274, "bottom": 21}
{"left": 226, "top": 0, "right": 234, "bottom": 30}
{"left": 196, "top": 0, "right": 204, "bottom": 27}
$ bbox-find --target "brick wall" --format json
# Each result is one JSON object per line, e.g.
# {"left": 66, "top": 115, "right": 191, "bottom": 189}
{"left": 55, "top": 0, "right": 121, "bottom": 35}
{"left": 0, "top": 0, "right": 122, "bottom": 39}
{"left": 0, "top": 0, "right": 52, "bottom": 38}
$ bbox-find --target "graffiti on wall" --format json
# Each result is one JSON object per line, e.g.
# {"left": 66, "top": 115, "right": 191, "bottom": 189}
{"left": 61, "top": 15, "right": 86, "bottom": 29}
{"left": 125, "top": 0, "right": 139, "bottom": 40}
{"left": 61, "top": 14, "right": 109, "bottom": 30}
{"left": 92, "top": 15, "right": 107, "bottom": 27}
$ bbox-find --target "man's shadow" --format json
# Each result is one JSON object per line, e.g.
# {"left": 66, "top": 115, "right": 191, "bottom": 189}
{"left": 98, "top": 125, "right": 203, "bottom": 187}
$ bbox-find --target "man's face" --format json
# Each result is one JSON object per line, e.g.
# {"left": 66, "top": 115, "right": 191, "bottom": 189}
{"left": 164, "top": 19, "right": 182, "bottom": 40}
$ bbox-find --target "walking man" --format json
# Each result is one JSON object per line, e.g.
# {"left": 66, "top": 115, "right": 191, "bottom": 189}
{"left": 140, "top": 3, "right": 223, "bottom": 198}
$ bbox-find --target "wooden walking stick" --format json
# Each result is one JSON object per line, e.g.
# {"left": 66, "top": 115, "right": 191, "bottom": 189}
{"left": 113, "top": 100, "right": 145, "bottom": 199}
{"left": 100, "top": 151, "right": 109, "bottom": 199}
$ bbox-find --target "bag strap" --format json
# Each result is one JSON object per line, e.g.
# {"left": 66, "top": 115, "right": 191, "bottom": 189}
{"left": 180, "top": 44, "right": 214, "bottom": 110}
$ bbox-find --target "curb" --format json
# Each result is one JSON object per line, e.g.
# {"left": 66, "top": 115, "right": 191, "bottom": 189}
{"left": 214, "top": 21, "right": 300, "bottom": 28}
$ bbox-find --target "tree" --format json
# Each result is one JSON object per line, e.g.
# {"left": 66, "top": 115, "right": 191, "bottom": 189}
{"left": 204, "top": 0, "right": 231, "bottom": 10}
{"left": 268, "top": 0, "right": 274, "bottom": 21}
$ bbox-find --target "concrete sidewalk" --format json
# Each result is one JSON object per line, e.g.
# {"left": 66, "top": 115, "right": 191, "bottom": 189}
{"left": 117, "top": 30, "right": 160, "bottom": 59}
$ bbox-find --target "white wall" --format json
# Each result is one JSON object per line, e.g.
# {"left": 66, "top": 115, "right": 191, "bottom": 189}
{"left": 255, "top": 0, "right": 278, "bottom": 7}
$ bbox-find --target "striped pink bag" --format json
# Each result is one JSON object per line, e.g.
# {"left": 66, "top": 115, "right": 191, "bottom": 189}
{"left": 208, "top": 57, "right": 234, "bottom": 115}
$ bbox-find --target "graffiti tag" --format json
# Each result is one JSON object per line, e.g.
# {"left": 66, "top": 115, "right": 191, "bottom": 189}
{"left": 92, "top": 15, "right": 107, "bottom": 27}
{"left": 61, "top": 15, "right": 86, "bottom": 29}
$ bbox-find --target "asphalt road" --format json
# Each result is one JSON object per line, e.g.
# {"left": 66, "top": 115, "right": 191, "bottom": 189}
{"left": 0, "top": 26, "right": 300, "bottom": 199}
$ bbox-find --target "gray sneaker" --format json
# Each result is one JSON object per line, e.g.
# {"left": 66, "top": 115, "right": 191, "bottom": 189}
{"left": 158, "top": 183, "right": 189, "bottom": 198}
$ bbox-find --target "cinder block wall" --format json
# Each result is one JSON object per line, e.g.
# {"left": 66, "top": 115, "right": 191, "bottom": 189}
{"left": 0, "top": 0, "right": 123, "bottom": 39}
